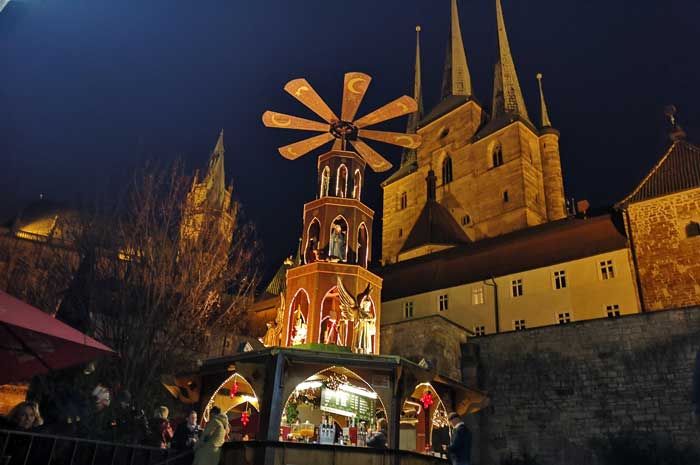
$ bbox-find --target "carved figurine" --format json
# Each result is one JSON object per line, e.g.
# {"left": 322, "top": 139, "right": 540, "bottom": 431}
{"left": 336, "top": 276, "right": 374, "bottom": 354}
{"left": 262, "top": 293, "right": 285, "bottom": 347}
{"left": 329, "top": 224, "right": 346, "bottom": 261}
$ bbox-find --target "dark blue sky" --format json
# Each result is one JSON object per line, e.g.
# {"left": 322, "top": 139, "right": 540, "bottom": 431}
{"left": 1, "top": 0, "right": 699, "bottom": 276}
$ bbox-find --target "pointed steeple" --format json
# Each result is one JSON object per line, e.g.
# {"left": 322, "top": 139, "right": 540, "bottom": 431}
{"left": 401, "top": 26, "right": 424, "bottom": 167}
{"left": 204, "top": 129, "right": 227, "bottom": 209}
{"left": 536, "top": 73, "right": 552, "bottom": 127}
{"left": 440, "top": 0, "right": 472, "bottom": 99}
{"left": 492, "top": 0, "right": 529, "bottom": 120}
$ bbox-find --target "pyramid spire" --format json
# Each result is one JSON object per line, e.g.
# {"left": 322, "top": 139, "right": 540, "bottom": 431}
{"left": 440, "top": 0, "right": 472, "bottom": 99}
{"left": 492, "top": 0, "right": 529, "bottom": 120}
{"left": 204, "top": 129, "right": 227, "bottom": 209}
{"left": 536, "top": 73, "right": 552, "bottom": 127}
{"left": 401, "top": 26, "right": 424, "bottom": 167}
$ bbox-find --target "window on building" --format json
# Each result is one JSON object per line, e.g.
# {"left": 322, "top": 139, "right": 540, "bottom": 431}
{"left": 492, "top": 144, "right": 504, "bottom": 167}
{"left": 440, "top": 127, "right": 450, "bottom": 139}
{"left": 472, "top": 286, "right": 484, "bottom": 305}
{"left": 438, "top": 294, "right": 449, "bottom": 312}
{"left": 553, "top": 270, "right": 567, "bottom": 289}
{"left": 557, "top": 312, "right": 571, "bottom": 324}
{"left": 600, "top": 259, "right": 615, "bottom": 280}
{"left": 606, "top": 304, "right": 621, "bottom": 318}
{"left": 514, "top": 320, "right": 526, "bottom": 331}
{"left": 462, "top": 214, "right": 471, "bottom": 226}
{"left": 442, "top": 156, "right": 453, "bottom": 185}
{"left": 511, "top": 279, "right": 523, "bottom": 297}
{"left": 474, "top": 325, "right": 486, "bottom": 336}
{"left": 399, "top": 192, "right": 408, "bottom": 210}
{"left": 398, "top": 228, "right": 403, "bottom": 238}
{"left": 403, "top": 301, "right": 414, "bottom": 319}
{"left": 686, "top": 221, "right": 700, "bottom": 238}
{"left": 503, "top": 191, "right": 509, "bottom": 202}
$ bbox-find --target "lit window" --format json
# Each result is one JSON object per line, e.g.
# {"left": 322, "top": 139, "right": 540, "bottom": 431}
{"left": 399, "top": 192, "right": 408, "bottom": 210}
{"left": 606, "top": 304, "right": 620, "bottom": 318}
{"left": 403, "top": 301, "right": 414, "bottom": 319}
{"left": 442, "top": 156, "right": 453, "bottom": 185}
{"left": 438, "top": 294, "right": 449, "bottom": 312}
{"left": 557, "top": 312, "right": 571, "bottom": 324}
{"left": 472, "top": 287, "right": 484, "bottom": 305}
{"left": 511, "top": 279, "right": 523, "bottom": 297}
{"left": 553, "top": 270, "right": 567, "bottom": 289}
{"left": 503, "top": 191, "right": 509, "bottom": 202}
{"left": 514, "top": 320, "right": 526, "bottom": 331}
{"left": 492, "top": 144, "right": 504, "bottom": 167}
{"left": 600, "top": 260, "right": 615, "bottom": 280}
{"left": 474, "top": 325, "right": 486, "bottom": 336}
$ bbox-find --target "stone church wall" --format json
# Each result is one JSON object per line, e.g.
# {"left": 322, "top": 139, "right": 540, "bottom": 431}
{"left": 381, "top": 315, "right": 470, "bottom": 381}
{"left": 470, "top": 307, "right": 700, "bottom": 465}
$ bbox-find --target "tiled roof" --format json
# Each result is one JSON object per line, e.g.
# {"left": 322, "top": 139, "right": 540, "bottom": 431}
{"left": 619, "top": 140, "right": 700, "bottom": 205}
{"left": 378, "top": 213, "right": 628, "bottom": 301}
{"left": 399, "top": 200, "right": 471, "bottom": 254}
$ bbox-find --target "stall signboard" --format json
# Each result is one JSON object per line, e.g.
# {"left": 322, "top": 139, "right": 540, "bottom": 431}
{"left": 320, "top": 387, "right": 375, "bottom": 422}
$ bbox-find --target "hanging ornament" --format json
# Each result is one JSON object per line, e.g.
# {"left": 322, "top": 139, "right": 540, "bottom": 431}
{"left": 229, "top": 380, "right": 239, "bottom": 398}
{"left": 241, "top": 410, "right": 250, "bottom": 426}
{"left": 324, "top": 373, "right": 348, "bottom": 391}
{"left": 420, "top": 391, "right": 434, "bottom": 410}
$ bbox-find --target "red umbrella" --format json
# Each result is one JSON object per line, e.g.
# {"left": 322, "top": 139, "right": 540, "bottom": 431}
{"left": 0, "top": 290, "right": 114, "bottom": 384}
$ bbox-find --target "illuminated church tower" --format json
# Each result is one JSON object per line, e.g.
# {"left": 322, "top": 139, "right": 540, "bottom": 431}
{"left": 261, "top": 73, "right": 421, "bottom": 354}
{"left": 180, "top": 130, "right": 236, "bottom": 246}
{"left": 381, "top": 0, "right": 566, "bottom": 264}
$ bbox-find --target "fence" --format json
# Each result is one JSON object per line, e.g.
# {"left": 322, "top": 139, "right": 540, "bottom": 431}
{"left": 0, "top": 429, "right": 192, "bottom": 465}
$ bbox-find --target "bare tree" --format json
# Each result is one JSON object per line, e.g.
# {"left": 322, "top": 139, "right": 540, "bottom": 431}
{"left": 62, "top": 160, "right": 261, "bottom": 406}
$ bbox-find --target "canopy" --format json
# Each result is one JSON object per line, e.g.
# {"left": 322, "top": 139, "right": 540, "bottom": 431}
{"left": 0, "top": 291, "right": 114, "bottom": 384}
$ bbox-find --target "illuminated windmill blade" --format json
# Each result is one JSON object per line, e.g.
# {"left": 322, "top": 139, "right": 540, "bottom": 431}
{"left": 341, "top": 72, "right": 371, "bottom": 122}
{"left": 353, "top": 95, "right": 418, "bottom": 129}
{"left": 278, "top": 133, "right": 334, "bottom": 160}
{"left": 262, "top": 111, "right": 330, "bottom": 132}
{"left": 357, "top": 130, "right": 421, "bottom": 149}
{"left": 284, "top": 78, "right": 339, "bottom": 123}
{"left": 349, "top": 139, "right": 393, "bottom": 172}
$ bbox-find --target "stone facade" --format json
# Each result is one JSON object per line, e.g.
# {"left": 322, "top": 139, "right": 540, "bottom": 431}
{"left": 625, "top": 188, "right": 700, "bottom": 311}
{"left": 381, "top": 102, "right": 561, "bottom": 265}
{"left": 380, "top": 315, "right": 470, "bottom": 381}
{"left": 469, "top": 307, "right": 700, "bottom": 465}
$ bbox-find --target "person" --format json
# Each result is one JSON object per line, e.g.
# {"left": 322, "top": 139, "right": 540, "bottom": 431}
{"left": 329, "top": 224, "right": 346, "bottom": 261}
{"left": 172, "top": 410, "right": 201, "bottom": 451}
{"left": 149, "top": 406, "right": 174, "bottom": 449}
{"left": 366, "top": 419, "right": 387, "bottom": 449}
{"left": 193, "top": 406, "right": 230, "bottom": 465}
{"left": 6, "top": 401, "right": 44, "bottom": 431}
{"left": 447, "top": 412, "right": 471, "bottom": 465}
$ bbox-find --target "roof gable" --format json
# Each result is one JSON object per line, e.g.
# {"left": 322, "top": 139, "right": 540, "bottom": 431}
{"left": 400, "top": 200, "right": 470, "bottom": 254}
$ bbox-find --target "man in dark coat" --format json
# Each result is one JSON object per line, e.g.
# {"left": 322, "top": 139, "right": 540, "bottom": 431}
{"left": 447, "top": 412, "right": 471, "bottom": 465}
{"left": 172, "top": 410, "right": 201, "bottom": 451}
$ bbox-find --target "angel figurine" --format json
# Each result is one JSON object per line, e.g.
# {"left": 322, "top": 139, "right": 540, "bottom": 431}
{"left": 262, "top": 293, "right": 285, "bottom": 347}
{"left": 337, "top": 276, "right": 374, "bottom": 354}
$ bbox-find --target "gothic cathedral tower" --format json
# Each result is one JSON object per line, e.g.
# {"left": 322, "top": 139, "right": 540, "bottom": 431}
{"left": 381, "top": 0, "right": 566, "bottom": 265}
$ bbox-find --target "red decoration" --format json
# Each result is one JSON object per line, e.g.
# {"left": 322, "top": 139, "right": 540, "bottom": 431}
{"left": 229, "top": 381, "right": 239, "bottom": 398}
{"left": 420, "top": 391, "right": 434, "bottom": 409}
{"left": 241, "top": 411, "right": 250, "bottom": 426}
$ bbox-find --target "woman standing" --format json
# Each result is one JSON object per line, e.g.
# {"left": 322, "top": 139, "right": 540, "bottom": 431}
{"left": 193, "top": 407, "right": 230, "bottom": 465}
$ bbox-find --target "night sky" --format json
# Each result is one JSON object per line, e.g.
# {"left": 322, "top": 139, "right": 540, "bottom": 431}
{"left": 2, "top": 0, "right": 699, "bottom": 278}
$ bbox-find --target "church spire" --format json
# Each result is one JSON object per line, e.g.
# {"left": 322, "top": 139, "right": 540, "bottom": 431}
{"left": 440, "top": 0, "right": 472, "bottom": 100}
{"left": 401, "top": 26, "right": 424, "bottom": 167}
{"left": 492, "top": 0, "right": 529, "bottom": 120}
{"left": 204, "top": 129, "right": 227, "bottom": 209}
{"left": 536, "top": 73, "right": 552, "bottom": 127}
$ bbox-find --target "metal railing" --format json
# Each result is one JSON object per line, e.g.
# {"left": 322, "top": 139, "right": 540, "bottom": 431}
{"left": 0, "top": 429, "right": 192, "bottom": 465}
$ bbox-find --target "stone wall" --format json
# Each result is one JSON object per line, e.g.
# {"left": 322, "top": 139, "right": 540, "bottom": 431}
{"left": 470, "top": 307, "right": 700, "bottom": 465}
{"left": 626, "top": 189, "right": 700, "bottom": 311}
{"left": 381, "top": 315, "right": 470, "bottom": 380}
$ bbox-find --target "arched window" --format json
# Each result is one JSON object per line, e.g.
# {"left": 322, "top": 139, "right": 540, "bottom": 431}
{"left": 287, "top": 288, "right": 310, "bottom": 346}
{"left": 336, "top": 164, "right": 348, "bottom": 198}
{"left": 492, "top": 143, "right": 504, "bottom": 167}
{"left": 353, "top": 169, "right": 362, "bottom": 201}
{"left": 686, "top": 221, "right": 700, "bottom": 238}
{"left": 304, "top": 218, "right": 321, "bottom": 264}
{"left": 442, "top": 156, "right": 453, "bottom": 185}
{"left": 320, "top": 166, "right": 330, "bottom": 198}
{"left": 357, "top": 223, "right": 369, "bottom": 268}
